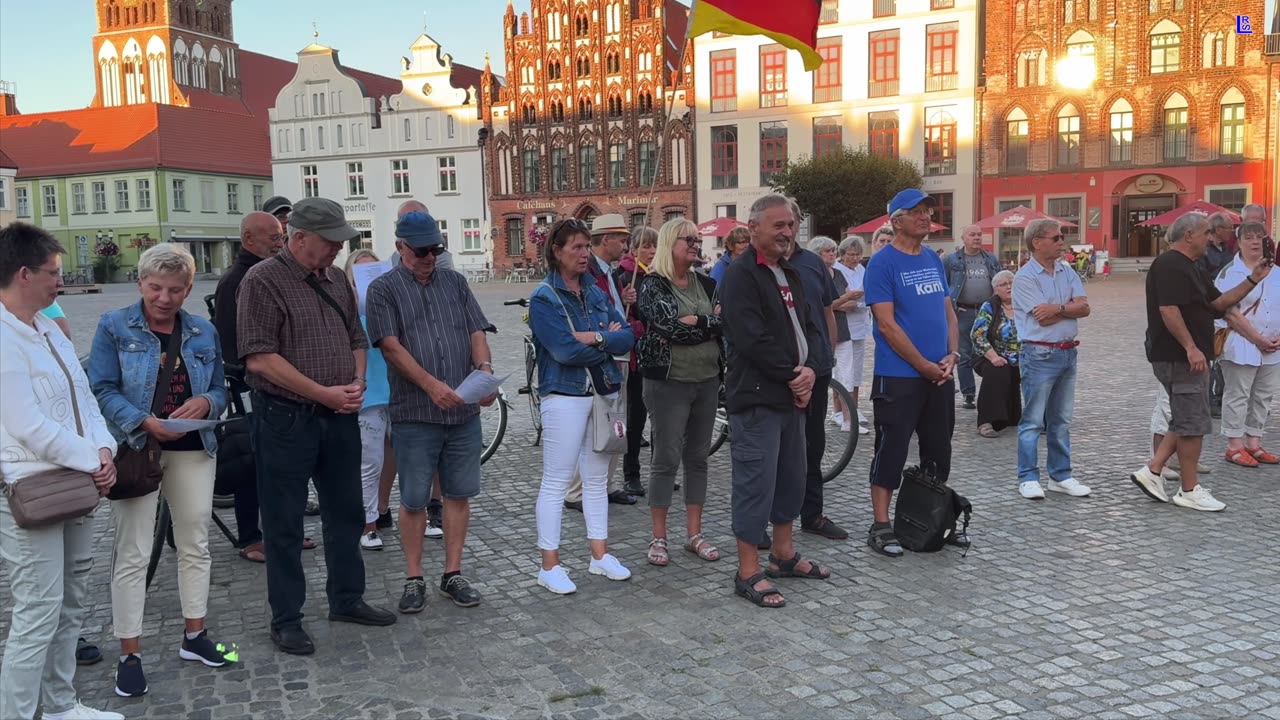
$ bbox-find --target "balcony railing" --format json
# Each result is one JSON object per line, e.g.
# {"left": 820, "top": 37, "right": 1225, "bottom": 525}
{"left": 873, "top": 0, "right": 897, "bottom": 17}
{"left": 869, "top": 79, "right": 899, "bottom": 98}
{"left": 1267, "top": 34, "right": 1280, "bottom": 55}
{"left": 924, "top": 158, "right": 956, "bottom": 176}
{"left": 926, "top": 73, "right": 958, "bottom": 92}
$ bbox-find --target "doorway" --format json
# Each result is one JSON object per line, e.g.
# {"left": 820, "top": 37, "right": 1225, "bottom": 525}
{"left": 1120, "top": 194, "right": 1175, "bottom": 257}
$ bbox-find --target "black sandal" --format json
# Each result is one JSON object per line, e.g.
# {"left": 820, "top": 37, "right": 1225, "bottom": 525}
{"left": 867, "top": 524, "right": 904, "bottom": 558}
{"left": 733, "top": 571, "right": 786, "bottom": 608}
{"left": 765, "top": 551, "right": 831, "bottom": 580}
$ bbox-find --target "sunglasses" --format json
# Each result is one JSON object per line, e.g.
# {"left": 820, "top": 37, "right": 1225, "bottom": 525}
{"left": 409, "top": 245, "right": 447, "bottom": 258}
{"left": 1039, "top": 234, "right": 1065, "bottom": 243}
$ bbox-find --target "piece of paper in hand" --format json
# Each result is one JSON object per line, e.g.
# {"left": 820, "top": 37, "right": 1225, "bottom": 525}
{"left": 454, "top": 370, "right": 510, "bottom": 404}
{"left": 157, "top": 418, "right": 226, "bottom": 433}
{"left": 352, "top": 260, "right": 393, "bottom": 314}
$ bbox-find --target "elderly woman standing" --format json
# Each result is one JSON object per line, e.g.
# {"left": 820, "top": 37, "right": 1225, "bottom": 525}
{"left": 637, "top": 218, "right": 724, "bottom": 566}
{"left": 88, "top": 243, "right": 231, "bottom": 698}
{"left": 810, "top": 236, "right": 856, "bottom": 433}
{"left": 0, "top": 223, "right": 122, "bottom": 720}
{"left": 971, "top": 270, "right": 1022, "bottom": 438}
{"left": 1215, "top": 221, "right": 1280, "bottom": 467}
{"left": 835, "top": 236, "right": 871, "bottom": 433}
{"left": 530, "top": 219, "right": 636, "bottom": 594}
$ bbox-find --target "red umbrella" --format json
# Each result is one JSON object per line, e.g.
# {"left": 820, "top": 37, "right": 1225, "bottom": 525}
{"left": 1137, "top": 200, "right": 1241, "bottom": 227}
{"left": 697, "top": 217, "right": 747, "bottom": 237}
{"left": 975, "top": 205, "right": 1078, "bottom": 230}
{"left": 848, "top": 214, "right": 949, "bottom": 234}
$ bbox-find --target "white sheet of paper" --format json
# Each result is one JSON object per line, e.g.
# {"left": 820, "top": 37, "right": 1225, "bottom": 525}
{"left": 454, "top": 371, "right": 510, "bottom": 404}
{"left": 157, "top": 418, "right": 226, "bottom": 433}
{"left": 352, "top": 260, "right": 393, "bottom": 314}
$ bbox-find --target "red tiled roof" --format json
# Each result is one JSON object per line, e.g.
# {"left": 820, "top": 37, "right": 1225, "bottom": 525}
{"left": 219, "top": 49, "right": 404, "bottom": 120}
{"left": 0, "top": 147, "right": 16, "bottom": 169}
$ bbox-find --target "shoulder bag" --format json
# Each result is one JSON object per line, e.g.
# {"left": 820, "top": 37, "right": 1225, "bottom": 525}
{"left": 1212, "top": 288, "right": 1262, "bottom": 359}
{"left": 2, "top": 336, "right": 102, "bottom": 529}
{"left": 110, "top": 318, "right": 182, "bottom": 500}
{"left": 545, "top": 283, "right": 628, "bottom": 454}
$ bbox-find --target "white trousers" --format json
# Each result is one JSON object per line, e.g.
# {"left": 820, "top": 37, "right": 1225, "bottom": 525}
{"left": 110, "top": 450, "right": 216, "bottom": 638}
{"left": 536, "top": 395, "right": 612, "bottom": 550}
{"left": 1220, "top": 361, "right": 1280, "bottom": 438}
{"left": 358, "top": 405, "right": 391, "bottom": 524}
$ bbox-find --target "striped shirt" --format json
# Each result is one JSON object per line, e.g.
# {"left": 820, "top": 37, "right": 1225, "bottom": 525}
{"left": 365, "top": 264, "right": 489, "bottom": 425}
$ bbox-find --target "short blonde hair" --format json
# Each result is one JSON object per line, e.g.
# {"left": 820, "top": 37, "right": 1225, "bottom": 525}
{"left": 345, "top": 249, "right": 380, "bottom": 283}
{"left": 650, "top": 217, "right": 699, "bottom": 283}
{"left": 137, "top": 243, "right": 195, "bottom": 286}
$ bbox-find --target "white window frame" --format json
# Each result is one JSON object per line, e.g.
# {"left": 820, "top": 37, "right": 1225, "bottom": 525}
{"left": 136, "top": 179, "right": 152, "bottom": 211}
{"left": 71, "top": 182, "right": 85, "bottom": 213}
{"left": 347, "top": 162, "right": 366, "bottom": 198}
{"left": 226, "top": 182, "right": 240, "bottom": 213}
{"left": 252, "top": 184, "right": 265, "bottom": 210}
{"left": 302, "top": 165, "right": 319, "bottom": 198}
{"left": 392, "top": 159, "right": 411, "bottom": 195}
{"left": 42, "top": 185, "right": 58, "bottom": 216}
{"left": 15, "top": 186, "right": 29, "bottom": 217}
{"left": 462, "top": 218, "right": 482, "bottom": 252}
{"left": 172, "top": 179, "right": 187, "bottom": 211}
{"left": 115, "top": 180, "right": 130, "bottom": 211}
{"left": 200, "top": 180, "right": 215, "bottom": 211}
{"left": 437, "top": 156, "right": 458, "bottom": 193}
{"left": 93, "top": 182, "right": 108, "bottom": 213}
{"left": 438, "top": 219, "right": 449, "bottom": 246}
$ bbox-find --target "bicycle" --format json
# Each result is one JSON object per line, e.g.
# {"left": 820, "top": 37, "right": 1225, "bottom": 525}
{"left": 478, "top": 324, "right": 510, "bottom": 464}
{"left": 708, "top": 377, "right": 859, "bottom": 483}
{"left": 503, "top": 297, "right": 542, "bottom": 446}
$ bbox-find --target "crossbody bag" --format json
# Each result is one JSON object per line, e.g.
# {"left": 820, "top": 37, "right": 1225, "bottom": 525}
{"left": 110, "top": 317, "right": 182, "bottom": 500}
{"left": 542, "top": 283, "right": 628, "bottom": 454}
{"left": 1212, "top": 287, "right": 1262, "bottom": 358}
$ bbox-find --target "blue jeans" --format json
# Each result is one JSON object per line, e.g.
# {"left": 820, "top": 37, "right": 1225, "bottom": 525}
{"left": 1017, "top": 345, "right": 1077, "bottom": 483}
{"left": 391, "top": 417, "right": 483, "bottom": 509}
{"left": 956, "top": 307, "right": 978, "bottom": 397}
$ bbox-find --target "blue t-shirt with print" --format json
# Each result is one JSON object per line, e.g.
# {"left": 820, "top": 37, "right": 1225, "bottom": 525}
{"left": 360, "top": 316, "right": 390, "bottom": 409}
{"left": 864, "top": 245, "right": 951, "bottom": 378}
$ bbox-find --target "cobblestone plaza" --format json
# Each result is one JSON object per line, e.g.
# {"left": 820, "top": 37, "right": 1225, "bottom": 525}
{"left": 3, "top": 275, "right": 1278, "bottom": 720}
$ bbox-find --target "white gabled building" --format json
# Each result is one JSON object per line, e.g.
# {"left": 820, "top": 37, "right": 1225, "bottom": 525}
{"left": 270, "top": 34, "right": 501, "bottom": 271}
{"left": 693, "top": 0, "right": 979, "bottom": 253}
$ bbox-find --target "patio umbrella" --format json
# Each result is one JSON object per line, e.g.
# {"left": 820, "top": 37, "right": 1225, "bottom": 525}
{"left": 975, "top": 206, "right": 1078, "bottom": 230}
{"left": 1136, "top": 201, "right": 1241, "bottom": 227}
{"left": 847, "top": 214, "right": 949, "bottom": 234}
{"left": 697, "top": 217, "right": 747, "bottom": 237}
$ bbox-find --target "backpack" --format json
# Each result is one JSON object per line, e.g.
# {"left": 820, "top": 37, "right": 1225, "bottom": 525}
{"left": 893, "top": 462, "right": 972, "bottom": 553}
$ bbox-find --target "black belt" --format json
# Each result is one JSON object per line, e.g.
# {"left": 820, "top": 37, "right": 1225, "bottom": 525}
{"left": 254, "top": 391, "right": 338, "bottom": 416}
{"left": 956, "top": 303, "right": 982, "bottom": 310}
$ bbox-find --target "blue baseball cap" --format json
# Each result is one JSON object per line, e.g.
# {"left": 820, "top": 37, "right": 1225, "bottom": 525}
{"left": 395, "top": 211, "right": 445, "bottom": 249}
{"left": 887, "top": 189, "right": 938, "bottom": 215}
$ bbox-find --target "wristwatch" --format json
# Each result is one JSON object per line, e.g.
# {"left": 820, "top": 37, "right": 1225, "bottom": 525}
{"left": 477, "top": 361, "right": 493, "bottom": 371}
{"left": 950, "top": 351, "right": 961, "bottom": 360}
{"left": 593, "top": 332, "right": 605, "bottom": 347}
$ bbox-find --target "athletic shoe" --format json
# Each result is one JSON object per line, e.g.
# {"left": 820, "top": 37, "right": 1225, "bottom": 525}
{"left": 1047, "top": 477, "right": 1091, "bottom": 497}
{"left": 212, "top": 493, "right": 235, "bottom": 509}
{"left": 858, "top": 424, "right": 869, "bottom": 435}
{"left": 537, "top": 565, "right": 577, "bottom": 595}
{"left": 1172, "top": 485, "right": 1225, "bottom": 512}
{"left": 1130, "top": 465, "right": 1170, "bottom": 503}
{"left": 114, "top": 654, "right": 147, "bottom": 697}
{"left": 840, "top": 419, "right": 852, "bottom": 433}
{"left": 588, "top": 554, "right": 631, "bottom": 581}
{"left": 424, "top": 506, "right": 443, "bottom": 539}
{"left": 376, "top": 510, "right": 393, "bottom": 529}
{"left": 1167, "top": 457, "right": 1210, "bottom": 474}
{"left": 1019, "top": 481, "right": 1046, "bottom": 499}
{"left": 439, "top": 574, "right": 482, "bottom": 608}
{"left": 857, "top": 410, "right": 868, "bottom": 425}
{"left": 179, "top": 630, "right": 238, "bottom": 667}
{"left": 39, "top": 703, "right": 124, "bottom": 720}
{"left": 360, "top": 531, "right": 383, "bottom": 551}
{"left": 829, "top": 412, "right": 844, "bottom": 426}
{"left": 398, "top": 578, "right": 427, "bottom": 614}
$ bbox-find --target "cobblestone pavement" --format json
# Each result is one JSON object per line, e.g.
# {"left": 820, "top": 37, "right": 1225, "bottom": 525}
{"left": 4, "top": 275, "right": 1278, "bottom": 720}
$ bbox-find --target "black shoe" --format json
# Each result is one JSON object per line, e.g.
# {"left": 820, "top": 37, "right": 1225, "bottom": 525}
{"left": 179, "top": 629, "right": 237, "bottom": 667}
{"left": 439, "top": 574, "right": 482, "bottom": 608}
{"left": 962, "top": 395, "right": 976, "bottom": 410}
{"left": 398, "top": 578, "right": 427, "bottom": 614}
{"left": 376, "top": 510, "right": 393, "bottom": 530}
{"left": 622, "top": 481, "right": 646, "bottom": 497}
{"left": 212, "top": 493, "right": 235, "bottom": 509}
{"left": 424, "top": 505, "right": 443, "bottom": 539}
{"left": 114, "top": 654, "right": 148, "bottom": 697}
{"left": 270, "top": 626, "right": 315, "bottom": 656}
{"left": 801, "top": 516, "right": 849, "bottom": 540}
{"left": 757, "top": 530, "right": 772, "bottom": 551}
{"left": 946, "top": 532, "right": 972, "bottom": 549}
{"left": 640, "top": 437, "right": 651, "bottom": 448}
{"left": 76, "top": 637, "right": 102, "bottom": 666}
{"left": 330, "top": 600, "right": 397, "bottom": 626}
{"left": 304, "top": 499, "right": 321, "bottom": 516}
{"left": 607, "top": 490, "right": 637, "bottom": 505}
{"left": 564, "top": 499, "right": 583, "bottom": 512}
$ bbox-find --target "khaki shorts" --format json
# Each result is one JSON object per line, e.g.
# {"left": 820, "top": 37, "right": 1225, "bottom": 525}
{"left": 1151, "top": 361, "right": 1211, "bottom": 437}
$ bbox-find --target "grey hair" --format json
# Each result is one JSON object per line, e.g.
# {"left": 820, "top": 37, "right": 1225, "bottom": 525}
{"left": 137, "top": 242, "right": 195, "bottom": 285}
{"left": 807, "top": 235, "right": 837, "bottom": 254}
{"left": 992, "top": 269, "right": 1016, "bottom": 287}
{"left": 749, "top": 194, "right": 794, "bottom": 224}
{"left": 631, "top": 225, "right": 658, "bottom": 249}
{"left": 1208, "top": 212, "right": 1235, "bottom": 232}
{"left": 344, "top": 249, "right": 379, "bottom": 283}
{"left": 873, "top": 224, "right": 895, "bottom": 243}
{"left": 1023, "top": 218, "right": 1061, "bottom": 251}
{"left": 1167, "top": 213, "right": 1209, "bottom": 245}
{"left": 1241, "top": 203, "right": 1266, "bottom": 221}
{"left": 1237, "top": 221, "right": 1268, "bottom": 239}
{"left": 838, "top": 235, "right": 865, "bottom": 256}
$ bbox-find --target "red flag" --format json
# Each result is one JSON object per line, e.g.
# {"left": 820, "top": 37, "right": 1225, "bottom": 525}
{"left": 689, "top": 0, "right": 824, "bottom": 71}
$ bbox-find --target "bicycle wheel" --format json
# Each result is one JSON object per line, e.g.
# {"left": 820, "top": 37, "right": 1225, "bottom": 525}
{"left": 821, "top": 379, "right": 859, "bottom": 482}
{"left": 145, "top": 496, "right": 171, "bottom": 590}
{"left": 525, "top": 340, "right": 543, "bottom": 444}
{"left": 479, "top": 391, "right": 508, "bottom": 465}
{"left": 707, "top": 405, "right": 730, "bottom": 456}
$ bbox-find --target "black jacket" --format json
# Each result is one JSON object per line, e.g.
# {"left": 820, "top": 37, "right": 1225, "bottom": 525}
{"left": 635, "top": 272, "right": 723, "bottom": 381}
{"left": 719, "top": 245, "right": 819, "bottom": 413}
{"left": 212, "top": 249, "right": 265, "bottom": 367}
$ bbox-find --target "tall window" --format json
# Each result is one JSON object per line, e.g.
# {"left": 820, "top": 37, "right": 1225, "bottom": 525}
{"left": 606, "top": 52, "right": 621, "bottom": 74}
{"left": 72, "top": 183, "right": 86, "bottom": 214}
{"left": 392, "top": 159, "right": 411, "bottom": 195}
{"left": 551, "top": 147, "right": 569, "bottom": 191}
{"left": 437, "top": 221, "right": 449, "bottom": 247}
{"left": 336, "top": 124, "right": 344, "bottom": 148}
{"left": 638, "top": 141, "right": 657, "bottom": 185}
{"left": 302, "top": 165, "right": 319, "bottom": 198}
{"left": 608, "top": 143, "right": 626, "bottom": 188}
{"left": 93, "top": 182, "right": 107, "bottom": 212}
{"left": 299, "top": 128, "right": 307, "bottom": 152}
{"left": 252, "top": 184, "right": 264, "bottom": 210}
{"left": 462, "top": 219, "right": 482, "bottom": 252}
{"left": 579, "top": 145, "right": 598, "bottom": 190}
{"left": 347, "top": 162, "right": 366, "bottom": 197}
{"left": 136, "top": 179, "right": 151, "bottom": 211}
{"left": 869, "top": 111, "right": 899, "bottom": 159}
{"left": 710, "top": 50, "right": 737, "bottom": 112}
{"left": 42, "top": 186, "right": 57, "bottom": 216}
{"left": 200, "top": 180, "right": 215, "bottom": 210}
{"left": 523, "top": 149, "right": 541, "bottom": 192}
{"left": 15, "top": 186, "right": 28, "bottom": 217}
{"left": 1017, "top": 49, "right": 1047, "bottom": 87}
{"left": 115, "top": 180, "right": 130, "bottom": 211}
{"left": 869, "top": 30, "right": 900, "bottom": 98}
{"left": 438, "top": 156, "right": 457, "bottom": 193}
{"left": 171, "top": 179, "right": 186, "bottom": 211}
{"left": 813, "top": 38, "right": 842, "bottom": 103}
{"left": 1057, "top": 110, "right": 1081, "bottom": 167}
{"left": 1207, "top": 188, "right": 1248, "bottom": 211}
{"left": 505, "top": 217, "right": 525, "bottom": 257}
{"left": 874, "top": 0, "right": 897, "bottom": 17}
{"left": 813, "top": 117, "right": 842, "bottom": 158}
{"left": 1063, "top": 0, "right": 1100, "bottom": 20}
{"left": 1150, "top": 32, "right": 1181, "bottom": 74}
{"left": 711, "top": 125, "right": 738, "bottom": 189}
{"left": 926, "top": 23, "right": 959, "bottom": 92}
{"left": 759, "top": 122, "right": 788, "bottom": 186}
{"left": 1163, "top": 106, "right": 1188, "bottom": 160}
{"left": 1109, "top": 106, "right": 1133, "bottom": 162}
{"left": 1220, "top": 103, "right": 1245, "bottom": 157}
{"left": 924, "top": 108, "right": 957, "bottom": 176}
{"left": 933, "top": 192, "right": 954, "bottom": 241}
{"left": 759, "top": 44, "right": 787, "bottom": 108}
{"left": 226, "top": 183, "right": 240, "bottom": 213}
{"left": 820, "top": 0, "right": 838, "bottom": 23}
{"left": 1046, "top": 197, "right": 1082, "bottom": 245}
{"left": 1005, "top": 112, "right": 1029, "bottom": 172}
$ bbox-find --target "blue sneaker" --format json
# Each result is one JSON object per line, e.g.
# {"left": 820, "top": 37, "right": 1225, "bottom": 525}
{"left": 179, "top": 630, "right": 238, "bottom": 667}
{"left": 114, "top": 654, "right": 147, "bottom": 697}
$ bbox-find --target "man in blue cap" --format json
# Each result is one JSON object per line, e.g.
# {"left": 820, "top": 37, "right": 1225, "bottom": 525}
{"left": 863, "top": 189, "right": 963, "bottom": 558}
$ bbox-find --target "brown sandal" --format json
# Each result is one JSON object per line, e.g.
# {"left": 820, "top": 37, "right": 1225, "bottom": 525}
{"left": 647, "top": 537, "right": 669, "bottom": 566}
{"left": 238, "top": 542, "right": 265, "bottom": 563}
{"left": 683, "top": 533, "right": 720, "bottom": 562}
{"left": 302, "top": 537, "right": 317, "bottom": 550}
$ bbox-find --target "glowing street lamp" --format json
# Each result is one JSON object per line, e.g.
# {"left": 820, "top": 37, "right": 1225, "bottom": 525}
{"left": 1055, "top": 54, "right": 1096, "bottom": 90}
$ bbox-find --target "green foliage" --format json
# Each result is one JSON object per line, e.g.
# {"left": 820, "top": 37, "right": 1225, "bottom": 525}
{"left": 770, "top": 148, "right": 924, "bottom": 239}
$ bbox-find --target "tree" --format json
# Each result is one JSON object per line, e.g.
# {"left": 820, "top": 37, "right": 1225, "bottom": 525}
{"left": 770, "top": 148, "right": 923, "bottom": 239}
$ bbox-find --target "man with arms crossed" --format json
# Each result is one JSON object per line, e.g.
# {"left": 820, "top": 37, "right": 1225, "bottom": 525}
{"left": 944, "top": 225, "right": 1001, "bottom": 410}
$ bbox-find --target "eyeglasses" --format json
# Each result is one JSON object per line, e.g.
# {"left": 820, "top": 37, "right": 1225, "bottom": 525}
{"left": 269, "top": 233, "right": 286, "bottom": 243}
{"left": 905, "top": 207, "right": 934, "bottom": 218}
{"left": 409, "top": 245, "right": 447, "bottom": 258}
{"left": 1038, "top": 234, "right": 1066, "bottom": 243}
{"left": 680, "top": 236, "right": 702, "bottom": 247}
{"left": 25, "top": 266, "right": 61, "bottom": 279}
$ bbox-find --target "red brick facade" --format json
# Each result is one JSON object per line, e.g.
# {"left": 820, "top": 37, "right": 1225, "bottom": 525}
{"left": 977, "top": 0, "right": 1277, "bottom": 260}
{"left": 481, "top": 0, "right": 695, "bottom": 272}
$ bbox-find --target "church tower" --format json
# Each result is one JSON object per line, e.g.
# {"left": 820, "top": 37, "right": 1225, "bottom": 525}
{"left": 91, "top": 0, "right": 242, "bottom": 108}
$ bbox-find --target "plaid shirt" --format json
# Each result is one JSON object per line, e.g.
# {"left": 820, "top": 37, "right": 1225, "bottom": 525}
{"left": 236, "top": 246, "right": 367, "bottom": 402}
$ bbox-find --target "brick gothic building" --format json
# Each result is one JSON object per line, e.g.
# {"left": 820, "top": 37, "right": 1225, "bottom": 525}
{"left": 977, "top": 0, "right": 1277, "bottom": 263}
{"left": 482, "top": 0, "right": 694, "bottom": 272}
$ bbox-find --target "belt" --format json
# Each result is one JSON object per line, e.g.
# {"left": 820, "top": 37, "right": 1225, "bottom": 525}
{"left": 956, "top": 303, "right": 982, "bottom": 310}
{"left": 1024, "top": 340, "right": 1080, "bottom": 349}
{"left": 255, "top": 391, "right": 338, "bottom": 416}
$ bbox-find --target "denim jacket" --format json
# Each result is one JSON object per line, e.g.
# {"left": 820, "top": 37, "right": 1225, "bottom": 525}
{"left": 88, "top": 301, "right": 228, "bottom": 456}
{"left": 529, "top": 272, "right": 635, "bottom": 397}
{"left": 943, "top": 249, "right": 1003, "bottom": 304}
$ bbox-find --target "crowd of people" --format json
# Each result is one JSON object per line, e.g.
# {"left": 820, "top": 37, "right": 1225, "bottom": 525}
{"left": 0, "top": 190, "right": 1274, "bottom": 717}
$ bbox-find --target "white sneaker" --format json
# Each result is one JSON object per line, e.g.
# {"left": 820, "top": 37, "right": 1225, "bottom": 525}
{"left": 1047, "top": 477, "right": 1091, "bottom": 497}
{"left": 1167, "top": 457, "right": 1211, "bottom": 474}
{"left": 41, "top": 703, "right": 125, "bottom": 720}
{"left": 1130, "top": 465, "right": 1170, "bottom": 503}
{"left": 1172, "top": 485, "right": 1226, "bottom": 512}
{"left": 1019, "top": 481, "right": 1046, "bottom": 499}
{"left": 839, "top": 420, "right": 852, "bottom": 433}
{"left": 1160, "top": 467, "right": 1181, "bottom": 482}
{"left": 537, "top": 565, "right": 577, "bottom": 594}
{"left": 360, "top": 531, "right": 383, "bottom": 551}
{"left": 858, "top": 424, "right": 869, "bottom": 435}
{"left": 588, "top": 553, "right": 632, "bottom": 581}
{"left": 829, "top": 412, "right": 844, "bottom": 426}
{"left": 857, "top": 410, "right": 868, "bottom": 425}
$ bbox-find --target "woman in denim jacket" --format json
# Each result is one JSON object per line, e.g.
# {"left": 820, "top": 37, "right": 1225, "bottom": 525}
{"left": 87, "top": 244, "right": 232, "bottom": 698}
{"left": 529, "top": 219, "right": 636, "bottom": 595}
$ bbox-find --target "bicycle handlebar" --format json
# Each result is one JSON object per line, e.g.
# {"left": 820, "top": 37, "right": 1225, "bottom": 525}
{"left": 503, "top": 298, "right": 530, "bottom": 307}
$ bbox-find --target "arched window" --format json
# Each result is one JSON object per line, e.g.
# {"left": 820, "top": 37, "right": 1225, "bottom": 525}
{"left": 404, "top": 117, "right": 412, "bottom": 141}
{"left": 523, "top": 103, "right": 537, "bottom": 123}
{"left": 548, "top": 60, "right": 562, "bottom": 80}
{"left": 576, "top": 55, "right": 591, "bottom": 76}
{"left": 607, "top": 93, "right": 622, "bottom": 118}
{"left": 578, "top": 97, "right": 594, "bottom": 120}
{"left": 146, "top": 36, "right": 169, "bottom": 104}
{"left": 1015, "top": 1, "right": 1026, "bottom": 25}
{"left": 551, "top": 100, "right": 565, "bottom": 122}
{"left": 208, "top": 46, "right": 224, "bottom": 93}
{"left": 1202, "top": 30, "right": 1235, "bottom": 68}
{"left": 1056, "top": 104, "right": 1081, "bottom": 167}
{"left": 638, "top": 91, "right": 653, "bottom": 114}
{"left": 1016, "top": 48, "right": 1047, "bottom": 87}
{"left": 191, "top": 42, "right": 207, "bottom": 89}
{"left": 122, "top": 39, "right": 145, "bottom": 105}
{"left": 576, "top": 13, "right": 589, "bottom": 36}
{"left": 606, "top": 52, "right": 621, "bottom": 74}
{"left": 1149, "top": 20, "right": 1182, "bottom": 74}
{"left": 317, "top": 125, "right": 325, "bottom": 150}
{"left": 1108, "top": 98, "right": 1134, "bottom": 162}
{"left": 1066, "top": 30, "right": 1096, "bottom": 56}
{"left": 1162, "top": 93, "right": 1188, "bottom": 160}
{"left": 1219, "top": 88, "right": 1245, "bottom": 157}
{"left": 336, "top": 124, "right": 344, "bottom": 148}
{"left": 1005, "top": 108, "right": 1029, "bottom": 172}
{"left": 98, "top": 40, "right": 122, "bottom": 107}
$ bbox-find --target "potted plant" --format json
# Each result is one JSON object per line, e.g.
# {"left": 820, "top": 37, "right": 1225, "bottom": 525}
{"left": 93, "top": 238, "right": 122, "bottom": 283}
